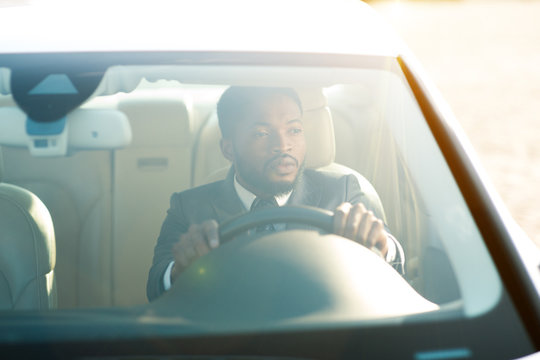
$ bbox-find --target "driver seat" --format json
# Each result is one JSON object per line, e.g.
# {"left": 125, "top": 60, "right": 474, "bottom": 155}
{"left": 191, "top": 88, "right": 387, "bottom": 222}
{"left": 0, "top": 147, "right": 57, "bottom": 310}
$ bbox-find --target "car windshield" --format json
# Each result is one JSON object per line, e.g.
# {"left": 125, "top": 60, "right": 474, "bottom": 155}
{"left": 0, "top": 57, "right": 502, "bottom": 338}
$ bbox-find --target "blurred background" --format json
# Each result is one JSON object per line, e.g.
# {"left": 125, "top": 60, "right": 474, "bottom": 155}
{"left": 372, "top": 0, "right": 540, "bottom": 247}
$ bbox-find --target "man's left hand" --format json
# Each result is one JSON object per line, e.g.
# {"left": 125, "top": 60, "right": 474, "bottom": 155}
{"left": 333, "top": 202, "right": 388, "bottom": 257}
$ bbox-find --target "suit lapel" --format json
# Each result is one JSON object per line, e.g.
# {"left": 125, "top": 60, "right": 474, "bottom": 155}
{"left": 287, "top": 170, "right": 320, "bottom": 208}
{"left": 286, "top": 170, "right": 322, "bottom": 230}
{"left": 210, "top": 167, "right": 246, "bottom": 224}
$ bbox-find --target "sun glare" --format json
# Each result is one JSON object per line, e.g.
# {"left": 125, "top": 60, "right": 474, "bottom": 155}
{"left": 387, "top": 0, "right": 406, "bottom": 20}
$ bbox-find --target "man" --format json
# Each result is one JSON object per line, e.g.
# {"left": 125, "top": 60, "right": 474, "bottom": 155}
{"left": 147, "top": 86, "right": 404, "bottom": 301}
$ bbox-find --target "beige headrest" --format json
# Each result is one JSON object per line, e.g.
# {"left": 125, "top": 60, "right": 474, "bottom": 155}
{"left": 297, "top": 87, "right": 335, "bottom": 168}
{"left": 303, "top": 106, "right": 335, "bottom": 168}
{"left": 118, "top": 93, "right": 191, "bottom": 147}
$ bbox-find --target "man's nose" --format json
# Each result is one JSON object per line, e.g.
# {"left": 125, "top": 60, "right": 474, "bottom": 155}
{"left": 271, "top": 132, "right": 292, "bottom": 153}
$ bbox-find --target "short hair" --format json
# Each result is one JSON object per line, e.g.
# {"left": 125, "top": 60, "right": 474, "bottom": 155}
{"left": 217, "top": 86, "right": 303, "bottom": 139}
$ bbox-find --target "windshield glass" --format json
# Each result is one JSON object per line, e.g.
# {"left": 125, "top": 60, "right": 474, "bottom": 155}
{"left": 0, "top": 60, "right": 502, "bottom": 338}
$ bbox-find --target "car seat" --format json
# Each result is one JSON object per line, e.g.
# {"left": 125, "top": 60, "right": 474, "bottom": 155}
{"left": 327, "top": 84, "right": 460, "bottom": 303}
{"left": 0, "top": 147, "right": 57, "bottom": 310}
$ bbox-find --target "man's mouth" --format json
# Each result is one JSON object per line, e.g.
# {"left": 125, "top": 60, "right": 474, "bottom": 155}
{"left": 266, "top": 155, "right": 298, "bottom": 175}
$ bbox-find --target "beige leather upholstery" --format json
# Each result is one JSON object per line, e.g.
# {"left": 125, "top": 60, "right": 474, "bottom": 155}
{"left": 114, "top": 94, "right": 193, "bottom": 306}
{"left": 1, "top": 92, "right": 195, "bottom": 308}
{"left": 0, "top": 148, "right": 57, "bottom": 310}
{"left": 328, "top": 85, "right": 425, "bottom": 285}
{"left": 296, "top": 87, "right": 336, "bottom": 169}
{"left": 191, "top": 112, "right": 228, "bottom": 186}
{"left": 1, "top": 147, "right": 114, "bottom": 308}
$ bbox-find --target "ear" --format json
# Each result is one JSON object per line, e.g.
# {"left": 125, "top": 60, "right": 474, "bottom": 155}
{"left": 220, "top": 138, "right": 235, "bottom": 162}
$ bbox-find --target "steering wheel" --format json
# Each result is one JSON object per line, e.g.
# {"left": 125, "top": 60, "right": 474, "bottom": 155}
{"left": 218, "top": 205, "right": 335, "bottom": 243}
{"left": 151, "top": 206, "right": 439, "bottom": 324}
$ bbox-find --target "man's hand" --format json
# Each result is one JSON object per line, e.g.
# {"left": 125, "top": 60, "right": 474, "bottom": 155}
{"left": 170, "top": 220, "right": 219, "bottom": 284}
{"left": 333, "top": 202, "right": 388, "bottom": 257}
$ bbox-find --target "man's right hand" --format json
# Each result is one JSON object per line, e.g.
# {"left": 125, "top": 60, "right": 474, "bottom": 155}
{"left": 170, "top": 219, "right": 219, "bottom": 284}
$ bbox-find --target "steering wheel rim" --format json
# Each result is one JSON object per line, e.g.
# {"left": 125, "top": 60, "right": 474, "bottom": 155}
{"left": 218, "top": 205, "right": 334, "bottom": 242}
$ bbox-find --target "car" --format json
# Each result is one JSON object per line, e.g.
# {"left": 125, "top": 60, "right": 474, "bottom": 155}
{"left": 1, "top": 0, "right": 540, "bottom": 358}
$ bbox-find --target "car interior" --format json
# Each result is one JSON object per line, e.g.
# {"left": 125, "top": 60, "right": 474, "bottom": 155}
{"left": 0, "top": 0, "right": 538, "bottom": 353}
{"left": 0, "top": 60, "right": 536, "bottom": 359}
{"left": 0, "top": 67, "right": 461, "bottom": 313}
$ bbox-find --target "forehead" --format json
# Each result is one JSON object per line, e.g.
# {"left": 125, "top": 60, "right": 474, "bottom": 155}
{"left": 241, "top": 94, "right": 302, "bottom": 125}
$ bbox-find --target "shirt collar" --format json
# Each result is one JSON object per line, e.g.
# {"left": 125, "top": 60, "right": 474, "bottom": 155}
{"left": 234, "top": 175, "right": 292, "bottom": 210}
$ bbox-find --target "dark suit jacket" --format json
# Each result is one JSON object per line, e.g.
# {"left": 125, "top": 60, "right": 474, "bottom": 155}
{"left": 147, "top": 168, "right": 404, "bottom": 301}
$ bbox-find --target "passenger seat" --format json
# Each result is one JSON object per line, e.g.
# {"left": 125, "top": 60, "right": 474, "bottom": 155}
{"left": 0, "top": 148, "right": 57, "bottom": 310}
{"left": 2, "top": 147, "right": 114, "bottom": 308}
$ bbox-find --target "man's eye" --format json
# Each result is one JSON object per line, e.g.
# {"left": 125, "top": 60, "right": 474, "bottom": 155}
{"left": 254, "top": 131, "right": 269, "bottom": 138}
{"left": 290, "top": 128, "right": 303, "bottom": 135}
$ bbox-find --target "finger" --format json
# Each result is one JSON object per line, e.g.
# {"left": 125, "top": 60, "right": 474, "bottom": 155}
{"left": 343, "top": 204, "right": 364, "bottom": 240}
{"left": 188, "top": 226, "right": 206, "bottom": 258}
{"left": 176, "top": 223, "right": 203, "bottom": 265}
{"left": 354, "top": 206, "right": 372, "bottom": 245}
{"left": 173, "top": 240, "right": 190, "bottom": 268}
{"left": 183, "top": 243, "right": 197, "bottom": 263}
{"left": 202, "top": 219, "right": 220, "bottom": 249}
{"left": 333, "top": 202, "right": 352, "bottom": 236}
{"left": 365, "top": 218, "right": 383, "bottom": 248}
{"left": 194, "top": 235, "right": 210, "bottom": 257}
{"left": 366, "top": 219, "right": 388, "bottom": 257}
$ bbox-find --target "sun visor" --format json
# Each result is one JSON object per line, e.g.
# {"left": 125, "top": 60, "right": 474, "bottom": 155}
{"left": 0, "top": 107, "right": 132, "bottom": 156}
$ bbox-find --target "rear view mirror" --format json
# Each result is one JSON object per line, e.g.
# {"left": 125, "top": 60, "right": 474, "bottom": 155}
{"left": 9, "top": 58, "right": 105, "bottom": 123}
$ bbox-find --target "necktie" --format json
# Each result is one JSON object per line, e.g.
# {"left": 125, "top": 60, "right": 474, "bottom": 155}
{"left": 250, "top": 196, "right": 279, "bottom": 232}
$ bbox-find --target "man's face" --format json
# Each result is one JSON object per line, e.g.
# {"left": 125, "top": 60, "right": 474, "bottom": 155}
{"left": 222, "top": 93, "right": 306, "bottom": 197}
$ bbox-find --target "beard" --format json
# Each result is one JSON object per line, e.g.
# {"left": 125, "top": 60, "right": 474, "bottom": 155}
{"left": 234, "top": 154, "right": 305, "bottom": 197}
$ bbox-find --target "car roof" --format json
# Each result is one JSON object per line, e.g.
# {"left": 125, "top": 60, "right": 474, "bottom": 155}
{"left": 1, "top": 0, "right": 403, "bottom": 57}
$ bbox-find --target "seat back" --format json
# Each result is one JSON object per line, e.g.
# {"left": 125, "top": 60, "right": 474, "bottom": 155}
{"left": 327, "top": 85, "right": 460, "bottom": 302}
{"left": 1, "top": 147, "right": 114, "bottom": 308}
{"left": 329, "top": 85, "right": 424, "bottom": 278}
{"left": 0, "top": 148, "right": 57, "bottom": 310}
{"left": 113, "top": 93, "right": 193, "bottom": 306}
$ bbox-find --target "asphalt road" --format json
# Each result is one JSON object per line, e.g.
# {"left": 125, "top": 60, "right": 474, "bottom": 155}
{"left": 373, "top": 0, "right": 540, "bottom": 247}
